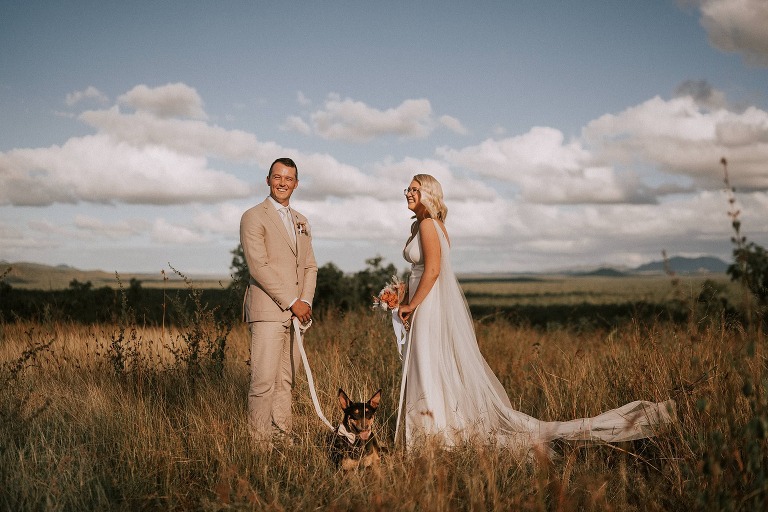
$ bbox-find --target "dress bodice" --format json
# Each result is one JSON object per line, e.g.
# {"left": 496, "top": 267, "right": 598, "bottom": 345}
{"left": 403, "top": 219, "right": 449, "bottom": 269}
{"left": 403, "top": 233, "right": 423, "bottom": 267}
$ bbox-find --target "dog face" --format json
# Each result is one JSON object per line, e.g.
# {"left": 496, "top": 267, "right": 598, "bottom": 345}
{"left": 337, "top": 388, "right": 381, "bottom": 441}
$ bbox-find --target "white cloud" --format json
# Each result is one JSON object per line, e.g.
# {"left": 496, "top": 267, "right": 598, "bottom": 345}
{"left": 1, "top": 84, "right": 415, "bottom": 207}
{"left": 440, "top": 126, "right": 589, "bottom": 179}
{"left": 192, "top": 203, "right": 244, "bottom": 236}
{"left": 674, "top": 79, "right": 728, "bottom": 109}
{"left": 311, "top": 95, "right": 434, "bottom": 142}
{"left": 476, "top": 191, "right": 751, "bottom": 271}
{"left": 280, "top": 92, "right": 468, "bottom": 143}
{"left": 65, "top": 86, "right": 109, "bottom": 106}
{"left": 0, "top": 134, "right": 251, "bottom": 206}
{"left": 282, "top": 95, "right": 468, "bottom": 143}
{"left": 292, "top": 152, "right": 393, "bottom": 199}
{"left": 280, "top": 115, "right": 312, "bottom": 135}
{"left": 583, "top": 95, "right": 768, "bottom": 190}
{"left": 28, "top": 219, "right": 65, "bottom": 235}
{"left": 297, "top": 197, "right": 408, "bottom": 240}
{"left": 0, "top": 221, "right": 22, "bottom": 240}
{"left": 73, "top": 214, "right": 147, "bottom": 239}
{"left": 278, "top": 158, "right": 499, "bottom": 241}
{"left": 439, "top": 115, "right": 468, "bottom": 135}
{"left": 5, "top": 81, "right": 768, "bottom": 274}
{"left": 437, "top": 127, "right": 649, "bottom": 204}
{"left": 0, "top": 82, "right": 308, "bottom": 207}
{"left": 437, "top": 88, "right": 768, "bottom": 207}
{"left": 492, "top": 125, "right": 507, "bottom": 136}
{"left": 79, "top": 107, "right": 280, "bottom": 163}
{"left": 695, "top": 0, "right": 768, "bottom": 66}
{"left": 585, "top": 96, "right": 715, "bottom": 144}
{"left": 369, "top": 156, "right": 496, "bottom": 201}
{"left": 118, "top": 83, "right": 208, "bottom": 119}
{"left": 151, "top": 218, "right": 207, "bottom": 244}
{"left": 0, "top": 220, "right": 57, "bottom": 254}
{"left": 445, "top": 198, "right": 513, "bottom": 239}
{"left": 297, "top": 91, "right": 311, "bottom": 106}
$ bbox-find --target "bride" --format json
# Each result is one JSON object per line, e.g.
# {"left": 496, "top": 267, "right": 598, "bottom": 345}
{"left": 396, "top": 174, "right": 675, "bottom": 455}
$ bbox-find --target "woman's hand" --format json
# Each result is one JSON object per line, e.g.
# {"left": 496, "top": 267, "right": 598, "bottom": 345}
{"left": 398, "top": 303, "right": 415, "bottom": 330}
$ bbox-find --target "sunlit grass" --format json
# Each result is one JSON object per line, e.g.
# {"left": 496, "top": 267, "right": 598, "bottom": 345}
{"left": 1, "top": 306, "right": 765, "bottom": 510}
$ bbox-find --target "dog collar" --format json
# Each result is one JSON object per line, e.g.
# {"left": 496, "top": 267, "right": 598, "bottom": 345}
{"left": 336, "top": 424, "right": 357, "bottom": 445}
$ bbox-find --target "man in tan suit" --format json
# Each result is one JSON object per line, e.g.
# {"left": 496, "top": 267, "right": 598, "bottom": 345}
{"left": 240, "top": 157, "right": 318, "bottom": 444}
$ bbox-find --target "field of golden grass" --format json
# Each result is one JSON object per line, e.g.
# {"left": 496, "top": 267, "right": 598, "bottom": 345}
{"left": 1, "top": 301, "right": 766, "bottom": 510}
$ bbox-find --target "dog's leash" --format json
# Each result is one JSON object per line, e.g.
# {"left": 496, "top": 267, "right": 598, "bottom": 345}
{"left": 293, "top": 317, "right": 335, "bottom": 431}
{"left": 393, "top": 306, "right": 417, "bottom": 447}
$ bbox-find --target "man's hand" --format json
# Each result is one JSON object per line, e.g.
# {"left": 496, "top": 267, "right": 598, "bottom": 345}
{"left": 290, "top": 300, "right": 312, "bottom": 325}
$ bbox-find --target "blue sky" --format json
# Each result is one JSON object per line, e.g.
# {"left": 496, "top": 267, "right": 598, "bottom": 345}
{"left": 2, "top": 0, "right": 767, "bottom": 277}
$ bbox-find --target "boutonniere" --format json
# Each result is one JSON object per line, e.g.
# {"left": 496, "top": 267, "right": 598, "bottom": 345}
{"left": 296, "top": 221, "right": 310, "bottom": 236}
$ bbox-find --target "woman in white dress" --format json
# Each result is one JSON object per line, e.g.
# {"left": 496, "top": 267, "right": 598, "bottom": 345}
{"left": 396, "top": 174, "right": 674, "bottom": 455}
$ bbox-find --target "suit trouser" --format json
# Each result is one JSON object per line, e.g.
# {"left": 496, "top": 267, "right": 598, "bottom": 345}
{"left": 248, "top": 319, "right": 298, "bottom": 441}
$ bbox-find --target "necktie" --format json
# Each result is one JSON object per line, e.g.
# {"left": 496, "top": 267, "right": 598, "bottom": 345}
{"left": 279, "top": 206, "right": 296, "bottom": 245}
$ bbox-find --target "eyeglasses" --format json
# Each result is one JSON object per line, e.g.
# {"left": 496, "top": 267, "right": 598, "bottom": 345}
{"left": 403, "top": 187, "right": 420, "bottom": 196}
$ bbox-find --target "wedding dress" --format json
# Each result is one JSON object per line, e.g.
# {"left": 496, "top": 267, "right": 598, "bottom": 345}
{"left": 401, "top": 219, "right": 675, "bottom": 455}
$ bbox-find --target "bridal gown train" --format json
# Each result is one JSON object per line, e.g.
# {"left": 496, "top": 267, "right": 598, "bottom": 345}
{"left": 401, "top": 219, "right": 675, "bottom": 454}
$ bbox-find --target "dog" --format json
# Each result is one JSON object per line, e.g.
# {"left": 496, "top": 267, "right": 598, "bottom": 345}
{"left": 328, "top": 388, "right": 383, "bottom": 471}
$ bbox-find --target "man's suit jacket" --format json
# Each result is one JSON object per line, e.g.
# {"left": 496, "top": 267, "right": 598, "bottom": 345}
{"left": 240, "top": 199, "right": 318, "bottom": 323}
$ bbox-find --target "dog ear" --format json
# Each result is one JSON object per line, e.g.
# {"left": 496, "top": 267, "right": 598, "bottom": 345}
{"left": 338, "top": 388, "right": 350, "bottom": 410}
{"left": 368, "top": 389, "right": 382, "bottom": 409}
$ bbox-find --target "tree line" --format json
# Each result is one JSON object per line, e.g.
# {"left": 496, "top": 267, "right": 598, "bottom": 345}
{"left": 0, "top": 249, "right": 403, "bottom": 326}
{"left": 1, "top": 240, "right": 765, "bottom": 330}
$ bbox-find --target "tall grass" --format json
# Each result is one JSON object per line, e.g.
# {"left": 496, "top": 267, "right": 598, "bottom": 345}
{"left": 1, "top": 305, "right": 765, "bottom": 510}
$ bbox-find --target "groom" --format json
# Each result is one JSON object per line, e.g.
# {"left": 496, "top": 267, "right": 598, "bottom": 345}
{"left": 240, "top": 157, "right": 318, "bottom": 445}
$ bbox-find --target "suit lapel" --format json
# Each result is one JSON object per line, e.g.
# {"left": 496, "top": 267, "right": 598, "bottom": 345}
{"left": 264, "top": 202, "right": 297, "bottom": 255}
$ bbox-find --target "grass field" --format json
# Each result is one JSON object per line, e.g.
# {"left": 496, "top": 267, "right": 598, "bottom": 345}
{"left": 2, "top": 261, "right": 229, "bottom": 290}
{"left": 1, "top": 286, "right": 766, "bottom": 510}
{"left": 4, "top": 259, "right": 740, "bottom": 307}
{"left": 459, "top": 273, "right": 740, "bottom": 306}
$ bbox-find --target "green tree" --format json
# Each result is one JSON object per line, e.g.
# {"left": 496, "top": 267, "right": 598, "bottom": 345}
{"left": 722, "top": 157, "right": 768, "bottom": 326}
{"left": 315, "top": 262, "right": 354, "bottom": 311}
{"left": 351, "top": 256, "right": 400, "bottom": 307}
{"left": 229, "top": 243, "right": 249, "bottom": 294}
{"left": 728, "top": 242, "right": 768, "bottom": 307}
{"left": 68, "top": 279, "right": 92, "bottom": 292}
{"left": 226, "top": 245, "right": 402, "bottom": 313}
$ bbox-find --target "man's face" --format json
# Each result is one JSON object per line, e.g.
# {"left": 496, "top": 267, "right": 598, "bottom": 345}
{"left": 267, "top": 162, "right": 298, "bottom": 206}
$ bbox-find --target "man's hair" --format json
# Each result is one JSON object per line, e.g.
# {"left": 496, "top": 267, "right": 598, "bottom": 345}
{"left": 268, "top": 158, "right": 299, "bottom": 179}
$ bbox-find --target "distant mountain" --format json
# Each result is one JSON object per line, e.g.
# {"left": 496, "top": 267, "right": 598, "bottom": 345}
{"left": 574, "top": 267, "right": 628, "bottom": 277}
{"left": 633, "top": 256, "right": 729, "bottom": 275}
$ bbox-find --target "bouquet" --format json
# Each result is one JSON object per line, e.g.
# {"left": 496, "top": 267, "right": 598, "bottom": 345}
{"left": 372, "top": 275, "right": 409, "bottom": 357}
{"left": 372, "top": 275, "right": 406, "bottom": 312}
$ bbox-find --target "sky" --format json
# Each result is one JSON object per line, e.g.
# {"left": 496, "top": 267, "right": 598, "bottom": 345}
{"left": 2, "top": 0, "right": 768, "bottom": 278}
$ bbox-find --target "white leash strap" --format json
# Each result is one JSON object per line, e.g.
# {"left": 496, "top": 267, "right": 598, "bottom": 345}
{"left": 391, "top": 309, "right": 407, "bottom": 357}
{"left": 393, "top": 306, "right": 417, "bottom": 447}
{"left": 293, "top": 317, "right": 334, "bottom": 431}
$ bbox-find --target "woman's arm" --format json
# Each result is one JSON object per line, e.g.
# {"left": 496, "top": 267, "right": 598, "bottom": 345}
{"left": 398, "top": 219, "right": 441, "bottom": 324}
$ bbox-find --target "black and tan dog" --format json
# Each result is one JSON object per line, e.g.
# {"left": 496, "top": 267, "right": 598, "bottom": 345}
{"left": 328, "top": 388, "right": 383, "bottom": 471}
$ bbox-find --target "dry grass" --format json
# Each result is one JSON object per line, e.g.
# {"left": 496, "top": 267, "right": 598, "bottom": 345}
{"left": 1, "top": 310, "right": 766, "bottom": 510}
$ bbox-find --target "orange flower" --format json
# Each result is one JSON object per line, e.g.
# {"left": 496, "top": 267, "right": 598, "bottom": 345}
{"left": 380, "top": 290, "right": 399, "bottom": 308}
{"left": 372, "top": 276, "right": 407, "bottom": 312}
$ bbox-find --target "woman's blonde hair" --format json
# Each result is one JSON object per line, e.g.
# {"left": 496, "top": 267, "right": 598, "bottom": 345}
{"left": 413, "top": 174, "right": 448, "bottom": 221}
